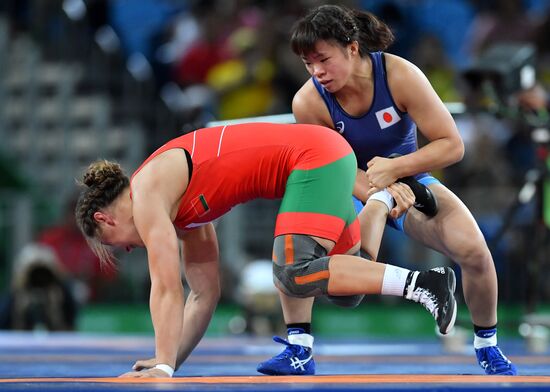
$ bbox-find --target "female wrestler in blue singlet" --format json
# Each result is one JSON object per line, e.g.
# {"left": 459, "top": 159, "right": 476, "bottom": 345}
{"left": 258, "top": 4, "right": 516, "bottom": 376}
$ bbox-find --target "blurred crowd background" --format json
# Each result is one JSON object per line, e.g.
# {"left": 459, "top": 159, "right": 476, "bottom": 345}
{"left": 0, "top": 0, "right": 549, "bottom": 338}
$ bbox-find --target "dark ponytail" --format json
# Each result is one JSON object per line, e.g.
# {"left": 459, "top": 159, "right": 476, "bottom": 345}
{"left": 290, "top": 5, "right": 394, "bottom": 57}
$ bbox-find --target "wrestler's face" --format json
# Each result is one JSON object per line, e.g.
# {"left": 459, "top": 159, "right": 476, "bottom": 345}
{"left": 94, "top": 210, "right": 144, "bottom": 252}
{"left": 301, "top": 40, "right": 355, "bottom": 93}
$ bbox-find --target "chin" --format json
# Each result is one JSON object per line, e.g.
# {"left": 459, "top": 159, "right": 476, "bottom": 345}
{"left": 325, "top": 82, "right": 341, "bottom": 93}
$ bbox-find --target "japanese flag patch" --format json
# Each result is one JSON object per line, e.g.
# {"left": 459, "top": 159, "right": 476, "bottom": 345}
{"left": 375, "top": 106, "right": 401, "bottom": 129}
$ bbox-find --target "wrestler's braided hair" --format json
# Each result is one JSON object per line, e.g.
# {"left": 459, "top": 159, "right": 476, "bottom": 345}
{"left": 75, "top": 160, "right": 129, "bottom": 266}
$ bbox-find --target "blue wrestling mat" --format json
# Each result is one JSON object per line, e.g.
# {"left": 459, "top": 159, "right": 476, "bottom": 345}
{"left": 0, "top": 332, "right": 548, "bottom": 391}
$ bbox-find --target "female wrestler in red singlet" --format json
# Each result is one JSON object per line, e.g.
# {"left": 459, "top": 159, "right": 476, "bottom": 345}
{"left": 75, "top": 122, "right": 455, "bottom": 378}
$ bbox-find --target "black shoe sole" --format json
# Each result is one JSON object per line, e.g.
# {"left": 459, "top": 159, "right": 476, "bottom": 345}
{"left": 439, "top": 267, "right": 457, "bottom": 335}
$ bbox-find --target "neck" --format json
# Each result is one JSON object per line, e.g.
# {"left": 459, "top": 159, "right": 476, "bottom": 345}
{"left": 338, "top": 56, "right": 372, "bottom": 97}
{"left": 112, "top": 186, "right": 133, "bottom": 221}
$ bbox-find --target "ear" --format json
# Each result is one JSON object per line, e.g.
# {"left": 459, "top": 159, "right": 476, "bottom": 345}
{"left": 93, "top": 211, "right": 115, "bottom": 226}
{"left": 349, "top": 40, "right": 360, "bottom": 56}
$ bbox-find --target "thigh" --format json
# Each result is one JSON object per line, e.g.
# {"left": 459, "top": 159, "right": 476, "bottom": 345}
{"left": 403, "top": 183, "right": 487, "bottom": 259}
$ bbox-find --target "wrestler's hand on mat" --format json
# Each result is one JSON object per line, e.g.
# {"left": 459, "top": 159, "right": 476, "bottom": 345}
{"left": 119, "top": 367, "right": 171, "bottom": 378}
{"left": 387, "top": 182, "right": 415, "bottom": 219}
{"left": 131, "top": 358, "right": 157, "bottom": 371}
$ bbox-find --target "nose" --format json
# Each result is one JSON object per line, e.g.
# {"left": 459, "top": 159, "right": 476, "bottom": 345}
{"left": 312, "top": 64, "right": 325, "bottom": 78}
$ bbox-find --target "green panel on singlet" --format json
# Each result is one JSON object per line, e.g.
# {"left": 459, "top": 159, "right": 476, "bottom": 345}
{"left": 278, "top": 153, "right": 357, "bottom": 224}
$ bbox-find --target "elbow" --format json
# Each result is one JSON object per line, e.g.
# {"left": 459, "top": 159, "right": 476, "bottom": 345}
{"left": 207, "top": 283, "right": 221, "bottom": 309}
{"left": 152, "top": 280, "right": 184, "bottom": 299}
{"left": 446, "top": 136, "right": 464, "bottom": 164}
{"left": 210, "top": 283, "right": 222, "bottom": 304}
{"left": 453, "top": 138, "right": 465, "bottom": 163}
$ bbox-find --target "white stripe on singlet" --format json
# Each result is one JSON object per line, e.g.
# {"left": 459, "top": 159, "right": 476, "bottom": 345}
{"left": 191, "top": 130, "right": 197, "bottom": 158}
{"left": 217, "top": 125, "right": 227, "bottom": 157}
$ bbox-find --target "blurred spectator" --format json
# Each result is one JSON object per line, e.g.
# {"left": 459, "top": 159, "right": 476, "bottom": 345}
{"left": 0, "top": 244, "right": 77, "bottom": 331}
{"left": 517, "top": 83, "right": 550, "bottom": 112}
{"left": 36, "top": 196, "right": 116, "bottom": 303}
{"left": 206, "top": 24, "right": 276, "bottom": 120}
{"left": 172, "top": 7, "right": 232, "bottom": 87}
{"left": 533, "top": 9, "right": 550, "bottom": 72}
{"left": 361, "top": 1, "right": 419, "bottom": 59}
{"left": 411, "top": 33, "right": 462, "bottom": 103}
{"left": 466, "top": 0, "right": 537, "bottom": 58}
{"left": 108, "top": 0, "right": 183, "bottom": 61}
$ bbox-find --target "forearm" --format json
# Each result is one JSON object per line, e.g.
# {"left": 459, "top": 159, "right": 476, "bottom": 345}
{"left": 353, "top": 169, "right": 370, "bottom": 202}
{"left": 175, "top": 223, "right": 220, "bottom": 370}
{"left": 150, "top": 285, "right": 184, "bottom": 368}
{"left": 393, "top": 138, "right": 464, "bottom": 178}
{"left": 175, "top": 291, "right": 218, "bottom": 369}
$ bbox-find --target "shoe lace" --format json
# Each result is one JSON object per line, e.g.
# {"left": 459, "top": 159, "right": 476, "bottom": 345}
{"left": 408, "top": 287, "right": 438, "bottom": 319}
{"left": 272, "top": 336, "right": 303, "bottom": 359}
{"left": 483, "top": 346, "right": 512, "bottom": 371}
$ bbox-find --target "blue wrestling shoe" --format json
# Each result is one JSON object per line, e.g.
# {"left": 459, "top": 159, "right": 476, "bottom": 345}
{"left": 475, "top": 328, "right": 517, "bottom": 375}
{"left": 257, "top": 336, "right": 315, "bottom": 375}
{"left": 476, "top": 346, "right": 517, "bottom": 375}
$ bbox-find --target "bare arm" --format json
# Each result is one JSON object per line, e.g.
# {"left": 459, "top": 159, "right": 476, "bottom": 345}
{"left": 131, "top": 149, "right": 190, "bottom": 375}
{"left": 353, "top": 168, "right": 370, "bottom": 203}
{"left": 366, "top": 55, "right": 464, "bottom": 188}
{"left": 175, "top": 223, "right": 220, "bottom": 369}
{"left": 292, "top": 79, "right": 334, "bottom": 127}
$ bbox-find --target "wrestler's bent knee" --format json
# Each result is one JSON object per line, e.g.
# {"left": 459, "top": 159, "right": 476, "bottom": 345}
{"left": 273, "top": 257, "right": 331, "bottom": 298}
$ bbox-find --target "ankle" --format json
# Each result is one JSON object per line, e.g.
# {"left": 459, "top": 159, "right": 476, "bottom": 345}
{"left": 474, "top": 327, "right": 498, "bottom": 349}
{"left": 287, "top": 332, "right": 314, "bottom": 349}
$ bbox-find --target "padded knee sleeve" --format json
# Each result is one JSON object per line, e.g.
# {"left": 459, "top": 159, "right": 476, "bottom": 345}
{"left": 272, "top": 235, "right": 331, "bottom": 298}
{"left": 272, "top": 236, "right": 365, "bottom": 306}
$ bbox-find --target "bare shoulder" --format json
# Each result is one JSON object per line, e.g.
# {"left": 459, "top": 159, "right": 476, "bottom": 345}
{"left": 132, "top": 149, "right": 189, "bottom": 203}
{"left": 383, "top": 53, "right": 432, "bottom": 109}
{"left": 292, "top": 79, "right": 333, "bottom": 127}
{"left": 384, "top": 53, "right": 425, "bottom": 85}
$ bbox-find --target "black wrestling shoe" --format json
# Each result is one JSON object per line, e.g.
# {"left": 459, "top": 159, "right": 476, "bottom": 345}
{"left": 404, "top": 267, "right": 457, "bottom": 335}
{"left": 388, "top": 153, "right": 439, "bottom": 217}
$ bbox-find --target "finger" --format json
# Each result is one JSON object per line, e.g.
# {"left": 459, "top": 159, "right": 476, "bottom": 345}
{"left": 367, "top": 158, "right": 376, "bottom": 168}
{"left": 133, "top": 361, "right": 152, "bottom": 371}
{"left": 119, "top": 371, "right": 141, "bottom": 378}
{"left": 390, "top": 200, "right": 406, "bottom": 217}
{"left": 388, "top": 186, "right": 412, "bottom": 215}
{"left": 366, "top": 186, "right": 383, "bottom": 199}
{"left": 400, "top": 183, "right": 416, "bottom": 201}
{"left": 364, "top": 170, "right": 372, "bottom": 182}
{"left": 390, "top": 207, "right": 400, "bottom": 219}
{"left": 388, "top": 183, "right": 414, "bottom": 206}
